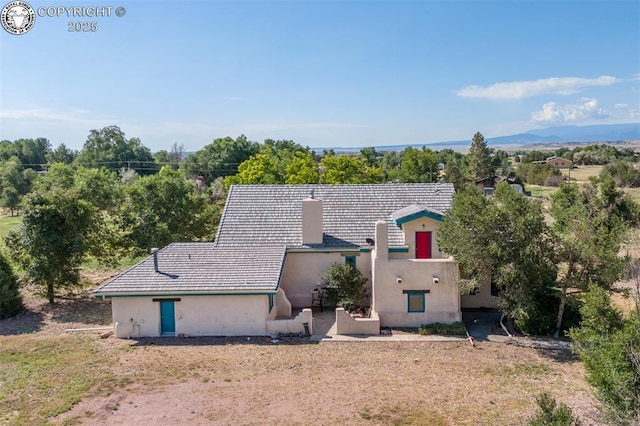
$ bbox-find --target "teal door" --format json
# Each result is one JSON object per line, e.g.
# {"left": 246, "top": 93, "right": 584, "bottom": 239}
{"left": 160, "top": 300, "right": 175, "bottom": 335}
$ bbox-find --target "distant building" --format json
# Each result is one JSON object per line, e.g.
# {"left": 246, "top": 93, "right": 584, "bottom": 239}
{"left": 545, "top": 156, "right": 572, "bottom": 169}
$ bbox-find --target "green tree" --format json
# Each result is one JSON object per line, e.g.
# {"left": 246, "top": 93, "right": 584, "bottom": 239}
{"left": 1, "top": 186, "right": 20, "bottom": 216}
{"left": 75, "top": 126, "right": 155, "bottom": 174}
{"left": 570, "top": 286, "right": 640, "bottom": 422}
{"left": 0, "top": 251, "right": 22, "bottom": 319}
{"left": 467, "top": 132, "right": 495, "bottom": 184}
{"left": 47, "top": 143, "right": 76, "bottom": 164}
{"left": 438, "top": 183, "right": 558, "bottom": 333}
{"left": 601, "top": 160, "right": 640, "bottom": 187}
{"left": 0, "top": 140, "right": 19, "bottom": 161}
{"left": 381, "top": 151, "right": 401, "bottom": 181}
{"left": 15, "top": 138, "right": 51, "bottom": 171}
{"left": 443, "top": 158, "right": 467, "bottom": 190}
{"left": 520, "top": 150, "right": 549, "bottom": 163}
{"left": 28, "top": 164, "right": 128, "bottom": 264}
{"left": 6, "top": 188, "right": 97, "bottom": 303}
{"left": 285, "top": 151, "right": 320, "bottom": 184}
{"left": 398, "top": 147, "right": 439, "bottom": 183}
{"left": 360, "top": 147, "right": 382, "bottom": 167}
{"left": 321, "top": 263, "right": 368, "bottom": 312}
{"left": 550, "top": 177, "right": 638, "bottom": 338}
{"left": 228, "top": 148, "right": 282, "bottom": 185}
{"left": 0, "top": 157, "right": 29, "bottom": 195}
{"left": 321, "top": 155, "right": 385, "bottom": 184}
{"left": 121, "top": 167, "right": 218, "bottom": 252}
{"left": 182, "top": 135, "right": 259, "bottom": 182}
{"left": 516, "top": 162, "right": 563, "bottom": 186}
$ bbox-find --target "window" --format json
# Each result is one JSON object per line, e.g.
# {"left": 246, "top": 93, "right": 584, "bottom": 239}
{"left": 407, "top": 292, "right": 425, "bottom": 313}
{"left": 490, "top": 279, "right": 501, "bottom": 297}
{"left": 345, "top": 256, "right": 356, "bottom": 269}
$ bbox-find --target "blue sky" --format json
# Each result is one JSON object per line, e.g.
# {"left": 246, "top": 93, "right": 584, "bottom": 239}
{"left": 1, "top": 0, "right": 638, "bottom": 152}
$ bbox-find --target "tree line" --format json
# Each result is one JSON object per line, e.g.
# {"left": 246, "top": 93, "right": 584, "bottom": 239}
{"left": 0, "top": 128, "right": 510, "bottom": 214}
{"left": 439, "top": 178, "right": 640, "bottom": 422}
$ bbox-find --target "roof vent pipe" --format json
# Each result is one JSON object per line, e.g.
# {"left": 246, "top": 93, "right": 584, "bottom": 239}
{"left": 151, "top": 247, "right": 159, "bottom": 272}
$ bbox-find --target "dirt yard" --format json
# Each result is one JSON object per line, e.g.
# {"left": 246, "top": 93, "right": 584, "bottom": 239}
{"left": 0, "top": 289, "right": 604, "bottom": 426}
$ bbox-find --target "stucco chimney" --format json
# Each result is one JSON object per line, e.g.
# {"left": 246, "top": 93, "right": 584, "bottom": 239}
{"left": 374, "top": 220, "right": 388, "bottom": 260}
{"left": 151, "top": 247, "right": 159, "bottom": 272}
{"left": 302, "top": 192, "right": 323, "bottom": 245}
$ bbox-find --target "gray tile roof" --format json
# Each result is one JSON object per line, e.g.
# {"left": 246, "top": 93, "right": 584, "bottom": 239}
{"left": 215, "top": 183, "right": 454, "bottom": 248}
{"left": 95, "top": 243, "right": 286, "bottom": 294}
{"left": 96, "top": 183, "right": 453, "bottom": 295}
{"left": 391, "top": 203, "right": 445, "bottom": 222}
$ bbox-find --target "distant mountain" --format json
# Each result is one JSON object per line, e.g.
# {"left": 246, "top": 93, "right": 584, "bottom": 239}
{"left": 426, "top": 123, "right": 640, "bottom": 148}
{"left": 310, "top": 123, "right": 640, "bottom": 153}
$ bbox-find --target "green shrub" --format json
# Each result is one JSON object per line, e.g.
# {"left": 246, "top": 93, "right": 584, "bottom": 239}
{"left": 601, "top": 160, "right": 640, "bottom": 187}
{"left": 516, "top": 163, "right": 563, "bottom": 185}
{"left": 0, "top": 250, "right": 22, "bottom": 319}
{"left": 528, "top": 392, "right": 581, "bottom": 425}
{"left": 570, "top": 286, "right": 640, "bottom": 423}
{"left": 322, "top": 263, "right": 368, "bottom": 312}
{"left": 418, "top": 321, "right": 466, "bottom": 335}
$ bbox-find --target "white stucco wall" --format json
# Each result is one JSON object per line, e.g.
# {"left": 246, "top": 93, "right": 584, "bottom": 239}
{"left": 372, "top": 256, "right": 461, "bottom": 327}
{"left": 266, "top": 308, "right": 313, "bottom": 335}
{"left": 280, "top": 251, "right": 372, "bottom": 308}
{"left": 111, "top": 294, "right": 272, "bottom": 338}
{"left": 274, "top": 288, "right": 292, "bottom": 317}
{"left": 460, "top": 282, "right": 499, "bottom": 309}
{"left": 335, "top": 308, "right": 380, "bottom": 335}
{"left": 372, "top": 220, "right": 461, "bottom": 327}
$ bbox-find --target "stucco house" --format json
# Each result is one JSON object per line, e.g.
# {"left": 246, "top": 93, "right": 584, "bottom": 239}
{"left": 95, "top": 183, "right": 495, "bottom": 338}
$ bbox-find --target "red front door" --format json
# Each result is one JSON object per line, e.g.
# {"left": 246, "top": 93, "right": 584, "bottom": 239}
{"left": 416, "top": 231, "right": 432, "bottom": 259}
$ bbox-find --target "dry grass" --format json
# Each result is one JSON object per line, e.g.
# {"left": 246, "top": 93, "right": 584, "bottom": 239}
{"left": 0, "top": 294, "right": 602, "bottom": 426}
{"left": 0, "top": 215, "right": 21, "bottom": 244}
{"left": 562, "top": 165, "right": 603, "bottom": 184}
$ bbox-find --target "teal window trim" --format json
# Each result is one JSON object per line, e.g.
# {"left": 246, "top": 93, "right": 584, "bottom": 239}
{"left": 406, "top": 292, "right": 426, "bottom": 313}
{"left": 345, "top": 255, "right": 356, "bottom": 269}
{"left": 389, "top": 246, "right": 409, "bottom": 253}
{"left": 392, "top": 211, "right": 443, "bottom": 226}
{"left": 268, "top": 294, "right": 274, "bottom": 313}
{"left": 96, "top": 292, "right": 276, "bottom": 299}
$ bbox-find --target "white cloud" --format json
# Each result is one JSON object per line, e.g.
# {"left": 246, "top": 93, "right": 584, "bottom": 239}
{"left": 530, "top": 97, "right": 609, "bottom": 124}
{"left": 633, "top": 73, "right": 640, "bottom": 81}
{"left": 614, "top": 103, "right": 629, "bottom": 109}
{"left": 455, "top": 76, "right": 618, "bottom": 100}
{"left": 0, "top": 108, "right": 115, "bottom": 124}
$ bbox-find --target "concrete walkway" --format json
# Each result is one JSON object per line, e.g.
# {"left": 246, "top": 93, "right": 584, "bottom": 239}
{"left": 310, "top": 310, "right": 467, "bottom": 342}
{"left": 309, "top": 310, "right": 571, "bottom": 349}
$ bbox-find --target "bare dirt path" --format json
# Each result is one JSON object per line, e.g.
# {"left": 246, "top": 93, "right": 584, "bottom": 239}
{"left": 1, "top": 287, "right": 603, "bottom": 425}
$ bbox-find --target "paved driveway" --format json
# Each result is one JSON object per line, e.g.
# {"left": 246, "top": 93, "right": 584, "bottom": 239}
{"left": 462, "top": 311, "right": 502, "bottom": 341}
